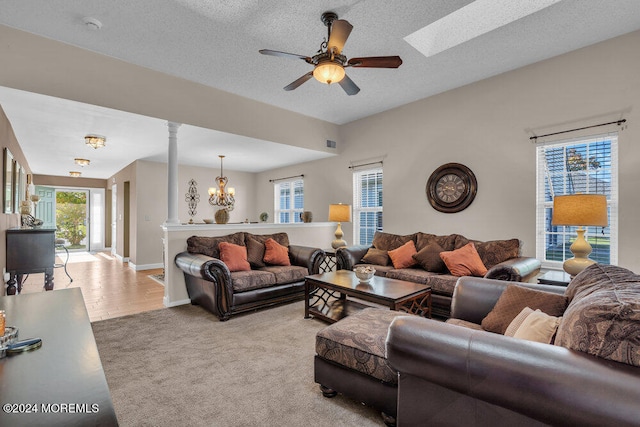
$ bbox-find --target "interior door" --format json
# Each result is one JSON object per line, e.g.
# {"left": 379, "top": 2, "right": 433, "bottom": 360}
{"left": 111, "top": 184, "right": 117, "bottom": 256}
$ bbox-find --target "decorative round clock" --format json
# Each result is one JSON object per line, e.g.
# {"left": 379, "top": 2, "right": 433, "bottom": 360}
{"left": 426, "top": 163, "right": 477, "bottom": 213}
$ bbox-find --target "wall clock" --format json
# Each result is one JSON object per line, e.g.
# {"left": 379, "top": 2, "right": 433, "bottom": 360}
{"left": 426, "top": 163, "right": 477, "bottom": 213}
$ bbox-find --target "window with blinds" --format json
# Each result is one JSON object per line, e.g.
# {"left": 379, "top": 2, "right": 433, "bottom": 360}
{"left": 353, "top": 167, "right": 383, "bottom": 245}
{"left": 274, "top": 179, "right": 304, "bottom": 223}
{"left": 535, "top": 134, "right": 618, "bottom": 267}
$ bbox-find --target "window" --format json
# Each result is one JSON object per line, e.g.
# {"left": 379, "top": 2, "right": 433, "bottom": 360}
{"left": 274, "top": 179, "right": 304, "bottom": 223}
{"left": 536, "top": 134, "right": 618, "bottom": 268}
{"left": 353, "top": 167, "right": 383, "bottom": 245}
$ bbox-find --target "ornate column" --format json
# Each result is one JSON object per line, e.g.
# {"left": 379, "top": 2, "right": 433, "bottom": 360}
{"left": 165, "top": 121, "right": 181, "bottom": 225}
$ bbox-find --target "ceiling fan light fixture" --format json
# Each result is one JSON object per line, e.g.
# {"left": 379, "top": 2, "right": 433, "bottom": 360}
{"left": 313, "top": 61, "right": 345, "bottom": 85}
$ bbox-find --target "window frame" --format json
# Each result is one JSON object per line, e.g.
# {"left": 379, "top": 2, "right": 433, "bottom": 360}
{"left": 274, "top": 178, "right": 304, "bottom": 224}
{"left": 535, "top": 133, "right": 618, "bottom": 269}
{"left": 352, "top": 167, "right": 383, "bottom": 246}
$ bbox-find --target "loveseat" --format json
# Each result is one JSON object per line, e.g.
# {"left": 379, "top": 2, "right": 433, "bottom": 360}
{"left": 336, "top": 231, "right": 541, "bottom": 318}
{"left": 386, "top": 263, "right": 640, "bottom": 426}
{"left": 175, "top": 232, "right": 325, "bottom": 321}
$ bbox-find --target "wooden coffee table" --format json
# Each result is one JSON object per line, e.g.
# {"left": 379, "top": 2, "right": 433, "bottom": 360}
{"left": 305, "top": 270, "right": 431, "bottom": 323}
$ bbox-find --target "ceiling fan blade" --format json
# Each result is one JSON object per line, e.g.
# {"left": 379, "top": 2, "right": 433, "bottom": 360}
{"left": 348, "top": 56, "right": 403, "bottom": 68}
{"left": 328, "top": 19, "right": 353, "bottom": 54}
{"left": 259, "top": 49, "right": 313, "bottom": 64}
{"left": 283, "top": 72, "right": 314, "bottom": 91}
{"left": 338, "top": 74, "right": 360, "bottom": 96}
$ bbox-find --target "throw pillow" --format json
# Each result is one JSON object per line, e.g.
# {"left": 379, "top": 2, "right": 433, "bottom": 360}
{"left": 388, "top": 240, "right": 418, "bottom": 269}
{"left": 439, "top": 242, "right": 488, "bottom": 277}
{"left": 263, "top": 238, "right": 291, "bottom": 266}
{"left": 412, "top": 241, "right": 446, "bottom": 272}
{"left": 505, "top": 307, "right": 561, "bottom": 344}
{"left": 186, "top": 232, "right": 245, "bottom": 259}
{"left": 361, "top": 248, "right": 390, "bottom": 266}
{"left": 218, "top": 242, "right": 251, "bottom": 272}
{"left": 246, "top": 237, "right": 266, "bottom": 268}
{"left": 481, "top": 285, "right": 568, "bottom": 334}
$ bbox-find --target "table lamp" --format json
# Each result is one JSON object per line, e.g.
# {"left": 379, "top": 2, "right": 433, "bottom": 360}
{"left": 551, "top": 194, "right": 608, "bottom": 277}
{"left": 329, "top": 203, "right": 351, "bottom": 249}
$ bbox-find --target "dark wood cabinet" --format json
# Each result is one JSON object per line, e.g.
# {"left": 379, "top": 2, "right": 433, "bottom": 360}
{"left": 5, "top": 228, "right": 56, "bottom": 294}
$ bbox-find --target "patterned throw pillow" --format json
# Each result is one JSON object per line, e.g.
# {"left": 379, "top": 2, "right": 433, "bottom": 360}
{"left": 439, "top": 243, "right": 488, "bottom": 277}
{"left": 263, "top": 238, "right": 290, "bottom": 266}
{"left": 505, "top": 307, "right": 561, "bottom": 344}
{"left": 388, "top": 240, "right": 418, "bottom": 269}
{"left": 218, "top": 242, "right": 251, "bottom": 272}
{"left": 372, "top": 231, "right": 416, "bottom": 251}
{"left": 186, "top": 232, "right": 245, "bottom": 259}
{"left": 481, "top": 285, "right": 568, "bottom": 334}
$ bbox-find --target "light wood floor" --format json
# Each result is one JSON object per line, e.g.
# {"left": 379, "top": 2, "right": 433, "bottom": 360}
{"left": 19, "top": 251, "right": 166, "bottom": 322}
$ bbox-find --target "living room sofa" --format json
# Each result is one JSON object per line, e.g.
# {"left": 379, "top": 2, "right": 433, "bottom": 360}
{"left": 386, "top": 264, "right": 640, "bottom": 426}
{"left": 336, "top": 231, "right": 541, "bottom": 318}
{"left": 175, "top": 232, "right": 325, "bottom": 321}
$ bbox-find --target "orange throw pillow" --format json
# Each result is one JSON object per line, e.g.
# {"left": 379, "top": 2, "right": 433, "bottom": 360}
{"left": 263, "top": 238, "right": 290, "bottom": 266}
{"left": 219, "top": 242, "right": 251, "bottom": 272}
{"left": 388, "top": 240, "right": 418, "bottom": 269}
{"left": 439, "top": 242, "right": 488, "bottom": 277}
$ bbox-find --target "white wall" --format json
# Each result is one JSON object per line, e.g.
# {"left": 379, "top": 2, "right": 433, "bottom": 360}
{"left": 257, "top": 30, "right": 640, "bottom": 273}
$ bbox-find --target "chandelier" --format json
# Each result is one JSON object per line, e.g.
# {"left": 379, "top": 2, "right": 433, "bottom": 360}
{"left": 208, "top": 155, "right": 235, "bottom": 211}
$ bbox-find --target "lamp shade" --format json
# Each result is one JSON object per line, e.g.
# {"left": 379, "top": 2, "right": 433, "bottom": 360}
{"left": 313, "top": 62, "right": 345, "bottom": 85}
{"left": 551, "top": 194, "right": 608, "bottom": 227}
{"left": 329, "top": 204, "right": 351, "bottom": 222}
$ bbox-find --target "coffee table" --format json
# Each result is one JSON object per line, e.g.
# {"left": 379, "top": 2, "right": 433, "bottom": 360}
{"left": 305, "top": 270, "right": 431, "bottom": 323}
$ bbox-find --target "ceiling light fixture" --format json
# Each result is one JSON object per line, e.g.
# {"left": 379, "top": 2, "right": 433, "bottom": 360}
{"left": 208, "top": 155, "right": 235, "bottom": 211}
{"left": 74, "top": 158, "right": 90, "bottom": 167}
{"left": 313, "top": 60, "right": 345, "bottom": 85}
{"left": 69, "top": 171, "right": 82, "bottom": 177}
{"left": 85, "top": 134, "right": 106, "bottom": 149}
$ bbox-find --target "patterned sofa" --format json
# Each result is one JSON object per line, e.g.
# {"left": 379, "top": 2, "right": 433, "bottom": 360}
{"left": 315, "top": 263, "right": 640, "bottom": 426}
{"left": 336, "top": 231, "right": 541, "bottom": 318}
{"left": 175, "top": 232, "right": 325, "bottom": 321}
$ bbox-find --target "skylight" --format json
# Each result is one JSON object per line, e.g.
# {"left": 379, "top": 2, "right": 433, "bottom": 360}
{"left": 404, "top": 0, "right": 563, "bottom": 58}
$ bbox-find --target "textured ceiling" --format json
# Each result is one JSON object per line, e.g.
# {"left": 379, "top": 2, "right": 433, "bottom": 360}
{"left": 1, "top": 0, "right": 640, "bottom": 178}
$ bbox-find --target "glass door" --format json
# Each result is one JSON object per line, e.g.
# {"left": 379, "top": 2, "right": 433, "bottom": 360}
{"left": 56, "top": 190, "right": 89, "bottom": 251}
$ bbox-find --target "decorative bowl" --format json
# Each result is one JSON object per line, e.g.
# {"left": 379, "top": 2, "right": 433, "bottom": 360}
{"left": 203, "top": 219, "right": 214, "bottom": 224}
{"left": 354, "top": 266, "right": 376, "bottom": 282}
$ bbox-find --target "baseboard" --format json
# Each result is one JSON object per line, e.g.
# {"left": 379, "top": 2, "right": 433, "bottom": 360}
{"left": 128, "top": 262, "right": 164, "bottom": 271}
{"left": 163, "top": 297, "right": 190, "bottom": 307}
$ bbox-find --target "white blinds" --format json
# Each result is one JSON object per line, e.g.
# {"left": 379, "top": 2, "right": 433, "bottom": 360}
{"left": 352, "top": 167, "right": 383, "bottom": 245}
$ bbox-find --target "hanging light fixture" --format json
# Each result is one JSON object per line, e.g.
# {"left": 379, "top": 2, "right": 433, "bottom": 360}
{"left": 74, "top": 158, "right": 90, "bottom": 166}
{"left": 85, "top": 134, "right": 106, "bottom": 149}
{"left": 208, "top": 155, "right": 235, "bottom": 211}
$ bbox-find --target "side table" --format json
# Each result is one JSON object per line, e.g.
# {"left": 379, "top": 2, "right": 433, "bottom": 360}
{"left": 319, "top": 249, "right": 337, "bottom": 273}
{"left": 537, "top": 270, "right": 571, "bottom": 287}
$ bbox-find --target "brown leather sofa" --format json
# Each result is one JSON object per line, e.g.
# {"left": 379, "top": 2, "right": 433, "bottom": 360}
{"left": 175, "top": 232, "right": 325, "bottom": 320}
{"left": 336, "top": 232, "right": 541, "bottom": 318}
{"left": 386, "top": 273, "right": 640, "bottom": 426}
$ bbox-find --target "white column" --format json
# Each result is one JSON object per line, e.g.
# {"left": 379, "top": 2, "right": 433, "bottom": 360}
{"left": 165, "top": 121, "right": 181, "bottom": 225}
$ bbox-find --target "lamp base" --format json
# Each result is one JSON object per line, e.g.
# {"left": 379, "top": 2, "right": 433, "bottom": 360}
{"left": 563, "top": 228, "right": 595, "bottom": 277}
{"left": 331, "top": 222, "right": 347, "bottom": 249}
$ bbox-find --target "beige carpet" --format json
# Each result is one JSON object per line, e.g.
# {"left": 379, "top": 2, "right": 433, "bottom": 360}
{"left": 92, "top": 301, "right": 382, "bottom": 426}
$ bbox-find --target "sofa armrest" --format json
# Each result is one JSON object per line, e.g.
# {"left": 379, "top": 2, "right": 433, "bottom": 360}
{"left": 288, "top": 245, "right": 326, "bottom": 274}
{"left": 484, "top": 256, "right": 541, "bottom": 282}
{"left": 387, "top": 316, "right": 640, "bottom": 427}
{"left": 450, "top": 277, "right": 566, "bottom": 324}
{"left": 336, "top": 245, "right": 371, "bottom": 270}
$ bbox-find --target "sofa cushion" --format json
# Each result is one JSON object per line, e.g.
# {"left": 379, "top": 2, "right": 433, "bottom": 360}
{"left": 372, "top": 231, "right": 416, "bottom": 252}
{"left": 260, "top": 265, "right": 308, "bottom": 285}
{"left": 361, "top": 248, "right": 390, "bottom": 266}
{"left": 219, "top": 242, "right": 251, "bottom": 272}
{"left": 481, "top": 284, "right": 568, "bottom": 334}
{"left": 263, "top": 238, "right": 291, "bottom": 266}
{"left": 415, "top": 233, "right": 458, "bottom": 252}
{"left": 187, "top": 232, "right": 245, "bottom": 259}
{"left": 505, "top": 307, "right": 561, "bottom": 344}
{"left": 412, "top": 241, "right": 447, "bottom": 272}
{"left": 246, "top": 232, "right": 290, "bottom": 247}
{"left": 385, "top": 269, "right": 458, "bottom": 296}
{"left": 440, "top": 243, "right": 488, "bottom": 277}
{"left": 315, "top": 308, "right": 402, "bottom": 384}
{"left": 455, "top": 237, "right": 521, "bottom": 269}
{"left": 230, "top": 270, "right": 276, "bottom": 293}
{"left": 445, "top": 318, "right": 484, "bottom": 331}
{"left": 388, "top": 240, "right": 418, "bottom": 269}
{"left": 555, "top": 263, "right": 640, "bottom": 367}
{"left": 246, "top": 237, "right": 266, "bottom": 268}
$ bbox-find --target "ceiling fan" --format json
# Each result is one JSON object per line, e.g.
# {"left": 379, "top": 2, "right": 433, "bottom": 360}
{"left": 259, "top": 11, "right": 402, "bottom": 96}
